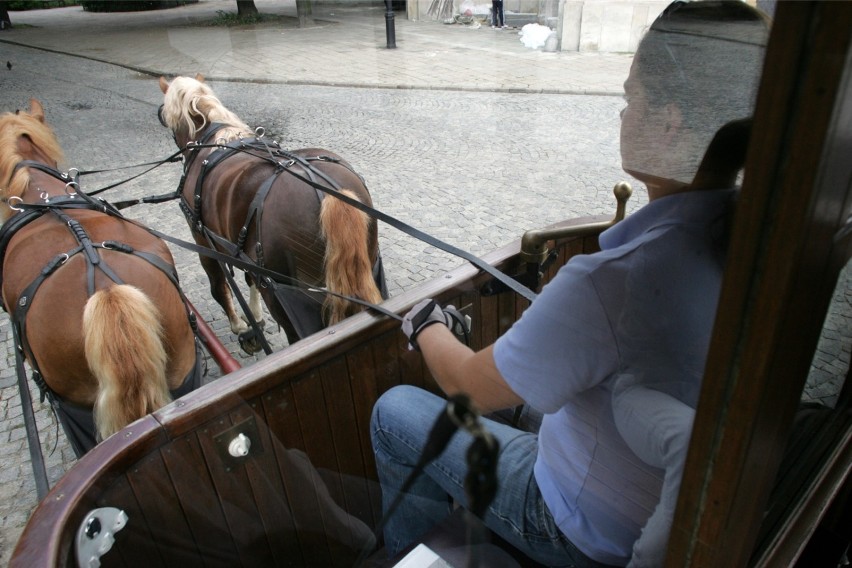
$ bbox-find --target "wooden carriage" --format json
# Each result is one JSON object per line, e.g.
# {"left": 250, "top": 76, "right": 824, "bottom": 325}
{"left": 11, "top": 2, "right": 852, "bottom": 566}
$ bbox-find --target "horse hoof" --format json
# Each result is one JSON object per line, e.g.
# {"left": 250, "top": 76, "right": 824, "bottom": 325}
{"left": 241, "top": 315, "right": 266, "bottom": 330}
{"left": 238, "top": 330, "right": 263, "bottom": 355}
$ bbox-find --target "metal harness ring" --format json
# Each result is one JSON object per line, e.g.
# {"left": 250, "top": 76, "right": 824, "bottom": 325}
{"left": 7, "top": 196, "right": 23, "bottom": 211}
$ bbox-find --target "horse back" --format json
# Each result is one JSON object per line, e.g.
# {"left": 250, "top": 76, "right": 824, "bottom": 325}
{"left": 1, "top": 210, "right": 196, "bottom": 405}
{"left": 187, "top": 146, "right": 378, "bottom": 286}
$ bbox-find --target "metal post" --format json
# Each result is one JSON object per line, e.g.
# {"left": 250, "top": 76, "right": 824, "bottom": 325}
{"left": 385, "top": 0, "right": 397, "bottom": 49}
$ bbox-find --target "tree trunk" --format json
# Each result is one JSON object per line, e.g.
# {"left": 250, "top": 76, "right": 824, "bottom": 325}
{"left": 296, "top": 0, "right": 314, "bottom": 27}
{"left": 0, "top": 7, "right": 11, "bottom": 31}
{"left": 236, "top": 1, "right": 259, "bottom": 17}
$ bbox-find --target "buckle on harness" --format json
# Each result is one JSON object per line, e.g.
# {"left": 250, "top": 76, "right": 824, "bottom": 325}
{"left": 102, "top": 241, "right": 133, "bottom": 254}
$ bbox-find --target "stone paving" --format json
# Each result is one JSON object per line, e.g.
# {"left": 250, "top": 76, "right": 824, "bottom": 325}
{"left": 0, "top": 1, "right": 848, "bottom": 565}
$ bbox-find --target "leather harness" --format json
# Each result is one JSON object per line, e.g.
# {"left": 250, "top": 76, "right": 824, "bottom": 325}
{"left": 0, "top": 164, "right": 204, "bottom": 456}
{"left": 176, "top": 123, "right": 388, "bottom": 340}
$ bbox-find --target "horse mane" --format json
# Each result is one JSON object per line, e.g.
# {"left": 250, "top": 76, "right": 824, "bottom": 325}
{"left": 0, "top": 109, "right": 65, "bottom": 204}
{"left": 162, "top": 76, "right": 253, "bottom": 143}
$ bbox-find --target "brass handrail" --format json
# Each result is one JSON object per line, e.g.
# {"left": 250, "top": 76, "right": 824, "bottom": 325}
{"left": 520, "top": 182, "right": 632, "bottom": 265}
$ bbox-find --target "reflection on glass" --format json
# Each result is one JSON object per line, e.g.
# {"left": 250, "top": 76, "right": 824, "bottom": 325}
{"left": 804, "top": 260, "right": 852, "bottom": 409}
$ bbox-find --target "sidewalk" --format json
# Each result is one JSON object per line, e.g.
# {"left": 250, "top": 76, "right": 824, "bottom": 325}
{"left": 0, "top": 0, "right": 631, "bottom": 94}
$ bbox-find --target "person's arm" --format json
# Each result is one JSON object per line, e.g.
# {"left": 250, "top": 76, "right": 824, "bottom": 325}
{"left": 402, "top": 301, "right": 523, "bottom": 414}
{"left": 417, "top": 324, "right": 523, "bottom": 413}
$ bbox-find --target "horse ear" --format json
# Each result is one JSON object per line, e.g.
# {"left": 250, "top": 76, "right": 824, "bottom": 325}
{"left": 29, "top": 99, "right": 45, "bottom": 122}
{"left": 195, "top": 73, "right": 205, "bottom": 83}
{"left": 159, "top": 76, "right": 170, "bottom": 94}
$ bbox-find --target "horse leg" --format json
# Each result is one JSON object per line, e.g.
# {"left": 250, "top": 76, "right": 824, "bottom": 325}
{"left": 241, "top": 272, "right": 266, "bottom": 327}
{"left": 259, "top": 285, "right": 301, "bottom": 346}
{"left": 200, "top": 255, "right": 249, "bottom": 335}
{"left": 236, "top": 273, "right": 268, "bottom": 355}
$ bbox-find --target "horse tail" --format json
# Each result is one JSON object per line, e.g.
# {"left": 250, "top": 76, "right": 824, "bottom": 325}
{"left": 319, "top": 190, "right": 383, "bottom": 325}
{"left": 82, "top": 284, "right": 171, "bottom": 442}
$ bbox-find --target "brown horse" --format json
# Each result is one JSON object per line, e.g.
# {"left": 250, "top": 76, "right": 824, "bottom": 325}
{"left": 158, "top": 75, "right": 387, "bottom": 352}
{"left": 0, "top": 100, "right": 201, "bottom": 455}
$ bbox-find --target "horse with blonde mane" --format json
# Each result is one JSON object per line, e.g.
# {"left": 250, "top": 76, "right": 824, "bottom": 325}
{"left": 158, "top": 74, "right": 387, "bottom": 352}
{"left": 0, "top": 100, "right": 201, "bottom": 455}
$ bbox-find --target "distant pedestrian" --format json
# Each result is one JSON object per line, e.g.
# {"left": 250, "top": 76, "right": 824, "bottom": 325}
{"left": 0, "top": 7, "right": 11, "bottom": 31}
{"left": 491, "top": 0, "right": 505, "bottom": 28}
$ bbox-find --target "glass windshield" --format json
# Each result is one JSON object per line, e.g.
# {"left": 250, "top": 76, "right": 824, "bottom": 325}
{"left": 4, "top": 2, "right": 845, "bottom": 568}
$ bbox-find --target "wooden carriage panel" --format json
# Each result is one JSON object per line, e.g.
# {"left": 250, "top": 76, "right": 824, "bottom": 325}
{"left": 260, "top": 385, "right": 324, "bottom": 565}
{"left": 227, "top": 400, "right": 300, "bottom": 566}
{"left": 155, "top": 431, "right": 239, "bottom": 566}
{"left": 345, "top": 343, "right": 386, "bottom": 527}
{"left": 195, "top": 412, "right": 276, "bottom": 565}
{"left": 291, "top": 369, "right": 344, "bottom": 493}
{"left": 479, "top": 293, "right": 500, "bottom": 347}
{"left": 371, "top": 331, "right": 406, "bottom": 395}
{"left": 98, "top": 477, "right": 149, "bottom": 568}
{"left": 396, "top": 328, "right": 429, "bottom": 391}
{"left": 263, "top": 382, "right": 307, "bottom": 452}
{"left": 124, "top": 449, "right": 207, "bottom": 566}
{"left": 346, "top": 342, "right": 383, "bottom": 479}
{"left": 320, "top": 357, "right": 376, "bottom": 514}
{"left": 12, "top": 415, "right": 169, "bottom": 568}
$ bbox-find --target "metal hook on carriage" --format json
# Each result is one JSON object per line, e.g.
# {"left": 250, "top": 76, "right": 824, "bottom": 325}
{"left": 7, "top": 196, "right": 23, "bottom": 211}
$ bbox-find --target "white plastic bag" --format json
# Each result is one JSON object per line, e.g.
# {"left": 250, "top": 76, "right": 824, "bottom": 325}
{"left": 519, "top": 23, "right": 554, "bottom": 49}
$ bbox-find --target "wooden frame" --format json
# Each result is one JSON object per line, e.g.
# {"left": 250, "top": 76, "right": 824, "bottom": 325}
{"left": 668, "top": 2, "right": 852, "bottom": 566}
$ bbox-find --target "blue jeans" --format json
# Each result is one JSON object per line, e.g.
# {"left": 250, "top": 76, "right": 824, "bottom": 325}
{"left": 370, "top": 385, "right": 617, "bottom": 567}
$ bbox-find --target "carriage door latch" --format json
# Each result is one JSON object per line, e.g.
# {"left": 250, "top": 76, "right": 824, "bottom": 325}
{"left": 76, "top": 506, "right": 128, "bottom": 568}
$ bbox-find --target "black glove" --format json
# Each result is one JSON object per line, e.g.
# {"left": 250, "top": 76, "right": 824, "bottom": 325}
{"left": 402, "top": 298, "right": 471, "bottom": 351}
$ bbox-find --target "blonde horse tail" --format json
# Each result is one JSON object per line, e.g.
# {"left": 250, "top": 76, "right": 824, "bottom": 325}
{"left": 319, "top": 190, "right": 383, "bottom": 325}
{"left": 82, "top": 285, "right": 171, "bottom": 442}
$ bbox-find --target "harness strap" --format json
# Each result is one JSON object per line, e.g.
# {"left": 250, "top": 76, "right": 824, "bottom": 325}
{"left": 199, "top": 223, "right": 274, "bottom": 355}
{"left": 52, "top": 209, "right": 125, "bottom": 296}
{"left": 237, "top": 167, "right": 283, "bottom": 254}
{"left": 145, "top": 224, "right": 402, "bottom": 322}
{"left": 10, "top": 321, "right": 50, "bottom": 499}
{"left": 13, "top": 160, "right": 72, "bottom": 183}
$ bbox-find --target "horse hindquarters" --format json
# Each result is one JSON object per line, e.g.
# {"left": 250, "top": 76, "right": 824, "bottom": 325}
{"left": 319, "top": 190, "right": 383, "bottom": 325}
{"left": 82, "top": 285, "right": 170, "bottom": 441}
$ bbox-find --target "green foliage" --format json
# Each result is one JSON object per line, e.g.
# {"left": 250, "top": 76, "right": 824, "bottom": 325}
{"left": 209, "top": 10, "right": 291, "bottom": 27}
{"left": 5, "top": 1, "right": 79, "bottom": 10}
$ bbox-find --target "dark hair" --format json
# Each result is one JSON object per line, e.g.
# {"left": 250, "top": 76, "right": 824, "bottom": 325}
{"left": 635, "top": 1, "right": 769, "bottom": 103}
{"left": 629, "top": 0, "right": 770, "bottom": 185}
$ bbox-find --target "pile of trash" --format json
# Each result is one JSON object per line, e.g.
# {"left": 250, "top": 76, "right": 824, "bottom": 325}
{"left": 458, "top": 0, "right": 491, "bottom": 18}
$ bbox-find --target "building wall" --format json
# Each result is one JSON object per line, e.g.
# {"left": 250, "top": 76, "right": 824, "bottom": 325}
{"left": 405, "top": 0, "right": 665, "bottom": 52}
{"left": 406, "top": 0, "right": 760, "bottom": 53}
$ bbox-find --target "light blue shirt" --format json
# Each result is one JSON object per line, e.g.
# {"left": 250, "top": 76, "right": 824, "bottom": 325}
{"left": 494, "top": 189, "right": 734, "bottom": 565}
